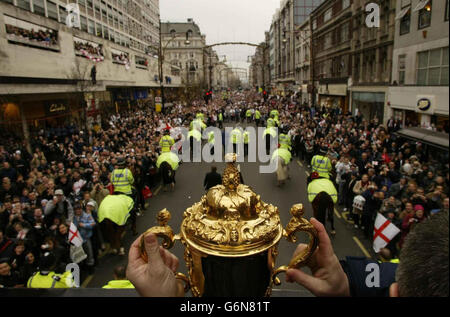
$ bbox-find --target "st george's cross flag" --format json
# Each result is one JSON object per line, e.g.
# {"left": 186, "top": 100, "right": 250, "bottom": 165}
{"left": 69, "top": 222, "right": 83, "bottom": 247}
{"left": 373, "top": 213, "right": 400, "bottom": 253}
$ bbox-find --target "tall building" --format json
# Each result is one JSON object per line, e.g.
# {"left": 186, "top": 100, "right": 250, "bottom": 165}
{"left": 310, "top": 0, "right": 352, "bottom": 112}
{"left": 270, "top": 0, "right": 323, "bottom": 94}
{"left": 0, "top": 0, "right": 180, "bottom": 137}
{"left": 349, "top": 0, "right": 396, "bottom": 124}
{"left": 388, "top": 0, "right": 448, "bottom": 130}
{"left": 161, "top": 19, "right": 206, "bottom": 87}
{"left": 249, "top": 32, "right": 270, "bottom": 90}
{"left": 294, "top": 16, "right": 311, "bottom": 104}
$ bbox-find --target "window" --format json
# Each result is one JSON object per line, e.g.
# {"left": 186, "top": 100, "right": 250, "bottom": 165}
{"left": 398, "top": 55, "right": 406, "bottom": 85}
{"left": 324, "top": 8, "right": 332, "bottom": 22}
{"left": 16, "top": 0, "right": 31, "bottom": 11}
{"left": 418, "top": 0, "right": 432, "bottom": 29}
{"left": 47, "top": 1, "right": 58, "bottom": 21}
{"left": 446, "top": 0, "right": 449, "bottom": 21}
{"left": 416, "top": 47, "right": 449, "bottom": 85}
{"left": 96, "top": 23, "right": 102, "bottom": 37}
{"left": 400, "top": 8, "right": 411, "bottom": 35}
{"left": 88, "top": 19, "right": 95, "bottom": 34}
{"left": 87, "top": 0, "right": 93, "bottom": 8}
{"left": 102, "top": 9, "right": 107, "bottom": 22}
{"left": 59, "top": 5, "right": 67, "bottom": 23}
{"left": 312, "top": 19, "right": 317, "bottom": 30}
{"left": 341, "top": 22, "right": 349, "bottom": 42}
{"left": 95, "top": 4, "right": 100, "bottom": 18}
{"left": 32, "top": 0, "right": 45, "bottom": 16}
{"left": 80, "top": 15, "right": 87, "bottom": 32}
{"left": 342, "top": 0, "right": 350, "bottom": 10}
{"left": 103, "top": 26, "right": 109, "bottom": 40}
{"left": 108, "top": 11, "right": 113, "bottom": 24}
{"left": 324, "top": 33, "right": 332, "bottom": 49}
{"left": 110, "top": 30, "right": 114, "bottom": 42}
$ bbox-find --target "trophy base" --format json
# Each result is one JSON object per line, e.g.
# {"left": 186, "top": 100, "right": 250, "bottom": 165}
{"left": 200, "top": 252, "right": 270, "bottom": 297}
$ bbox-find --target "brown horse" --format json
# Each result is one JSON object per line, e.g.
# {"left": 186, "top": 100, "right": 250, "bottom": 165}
{"left": 312, "top": 191, "right": 336, "bottom": 234}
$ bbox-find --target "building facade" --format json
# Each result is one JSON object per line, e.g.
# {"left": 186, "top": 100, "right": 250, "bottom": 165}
{"left": 270, "top": 0, "right": 323, "bottom": 94}
{"left": 0, "top": 0, "right": 180, "bottom": 137}
{"left": 349, "top": 0, "right": 396, "bottom": 124}
{"left": 387, "top": 0, "right": 448, "bottom": 130}
{"left": 294, "top": 16, "right": 311, "bottom": 104}
{"left": 311, "top": 0, "right": 352, "bottom": 112}
{"left": 249, "top": 33, "right": 270, "bottom": 90}
{"left": 161, "top": 19, "right": 206, "bottom": 87}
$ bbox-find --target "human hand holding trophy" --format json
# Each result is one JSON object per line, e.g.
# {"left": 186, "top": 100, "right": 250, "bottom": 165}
{"left": 127, "top": 154, "right": 340, "bottom": 297}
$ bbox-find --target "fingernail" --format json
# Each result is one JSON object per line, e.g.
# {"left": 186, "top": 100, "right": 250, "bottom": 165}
{"left": 145, "top": 233, "right": 157, "bottom": 247}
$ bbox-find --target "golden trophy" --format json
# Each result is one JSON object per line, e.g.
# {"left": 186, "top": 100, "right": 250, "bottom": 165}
{"left": 140, "top": 153, "right": 319, "bottom": 297}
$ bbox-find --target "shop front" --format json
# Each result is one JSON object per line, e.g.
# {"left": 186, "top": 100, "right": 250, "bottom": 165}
{"left": 1, "top": 93, "right": 86, "bottom": 135}
{"left": 388, "top": 86, "right": 449, "bottom": 132}
{"left": 318, "top": 83, "right": 348, "bottom": 113}
{"left": 351, "top": 91, "right": 386, "bottom": 123}
{"left": 84, "top": 91, "right": 112, "bottom": 130}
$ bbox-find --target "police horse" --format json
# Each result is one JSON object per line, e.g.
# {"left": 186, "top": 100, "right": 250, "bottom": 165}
{"left": 308, "top": 173, "right": 337, "bottom": 235}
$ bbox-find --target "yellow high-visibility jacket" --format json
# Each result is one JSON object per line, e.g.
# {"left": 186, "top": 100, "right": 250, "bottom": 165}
{"left": 111, "top": 168, "right": 134, "bottom": 195}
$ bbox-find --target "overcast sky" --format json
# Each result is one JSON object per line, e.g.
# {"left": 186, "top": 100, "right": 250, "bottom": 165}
{"left": 160, "top": 0, "right": 280, "bottom": 75}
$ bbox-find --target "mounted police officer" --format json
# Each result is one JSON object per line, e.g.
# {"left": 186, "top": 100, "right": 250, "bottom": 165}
{"left": 110, "top": 157, "right": 137, "bottom": 236}
{"left": 311, "top": 146, "right": 332, "bottom": 180}
{"left": 159, "top": 129, "right": 174, "bottom": 153}
{"left": 279, "top": 127, "right": 292, "bottom": 151}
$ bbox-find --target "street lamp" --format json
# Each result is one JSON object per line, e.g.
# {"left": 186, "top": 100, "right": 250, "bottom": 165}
{"left": 158, "top": 21, "right": 193, "bottom": 111}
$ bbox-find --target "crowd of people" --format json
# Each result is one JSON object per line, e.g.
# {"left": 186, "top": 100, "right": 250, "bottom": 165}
{"left": 0, "top": 103, "right": 202, "bottom": 287}
{"left": 6, "top": 24, "right": 58, "bottom": 47}
{"left": 74, "top": 41, "right": 104, "bottom": 58}
{"left": 112, "top": 52, "right": 130, "bottom": 65}
{"left": 0, "top": 89, "right": 448, "bottom": 289}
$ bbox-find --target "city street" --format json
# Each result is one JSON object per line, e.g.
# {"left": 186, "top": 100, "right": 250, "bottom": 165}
{"left": 87, "top": 125, "right": 376, "bottom": 296}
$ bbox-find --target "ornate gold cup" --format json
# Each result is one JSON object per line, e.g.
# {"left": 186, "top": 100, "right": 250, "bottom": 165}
{"left": 139, "top": 154, "right": 318, "bottom": 297}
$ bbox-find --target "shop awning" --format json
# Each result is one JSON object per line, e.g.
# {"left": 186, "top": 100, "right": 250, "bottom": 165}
{"left": 413, "top": 0, "right": 429, "bottom": 12}
{"left": 395, "top": 127, "right": 449, "bottom": 150}
{"left": 395, "top": 6, "right": 411, "bottom": 20}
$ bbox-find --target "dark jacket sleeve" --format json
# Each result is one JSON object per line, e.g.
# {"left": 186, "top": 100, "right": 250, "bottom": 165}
{"left": 340, "top": 256, "right": 397, "bottom": 297}
{"left": 204, "top": 173, "right": 209, "bottom": 189}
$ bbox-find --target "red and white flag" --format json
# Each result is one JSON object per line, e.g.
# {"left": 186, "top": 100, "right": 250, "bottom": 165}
{"left": 373, "top": 213, "right": 400, "bottom": 253}
{"left": 69, "top": 222, "right": 83, "bottom": 247}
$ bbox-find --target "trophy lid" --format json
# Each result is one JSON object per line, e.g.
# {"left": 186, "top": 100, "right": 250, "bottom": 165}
{"left": 180, "top": 153, "right": 283, "bottom": 257}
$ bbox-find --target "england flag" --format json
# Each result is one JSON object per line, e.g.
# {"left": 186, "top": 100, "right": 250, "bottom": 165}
{"left": 373, "top": 213, "right": 400, "bottom": 253}
{"left": 69, "top": 222, "right": 83, "bottom": 247}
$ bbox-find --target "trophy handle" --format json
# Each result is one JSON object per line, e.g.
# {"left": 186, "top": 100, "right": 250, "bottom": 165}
{"left": 175, "top": 272, "right": 191, "bottom": 293}
{"left": 140, "top": 229, "right": 191, "bottom": 294}
{"left": 140, "top": 226, "right": 176, "bottom": 262}
{"left": 270, "top": 204, "right": 319, "bottom": 286}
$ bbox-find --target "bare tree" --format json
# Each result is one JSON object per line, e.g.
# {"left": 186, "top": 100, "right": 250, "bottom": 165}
{"left": 68, "top": 58, "right": 93, "bottom": 130}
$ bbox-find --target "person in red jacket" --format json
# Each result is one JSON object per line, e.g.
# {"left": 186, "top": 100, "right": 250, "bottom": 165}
{"left": 381, "top": 147, "right": 391, "bottom": 164}
{"left": 400, "top": 204, "right": 427, "bottom": 248}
